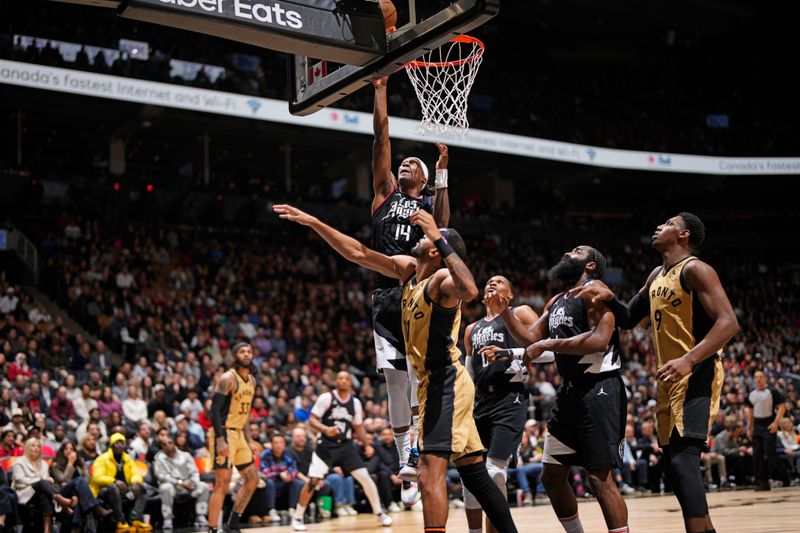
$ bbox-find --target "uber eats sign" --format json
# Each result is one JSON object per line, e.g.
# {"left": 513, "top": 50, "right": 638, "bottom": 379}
{"left": 121, "top": 0, "right": 385, "bottom": 65}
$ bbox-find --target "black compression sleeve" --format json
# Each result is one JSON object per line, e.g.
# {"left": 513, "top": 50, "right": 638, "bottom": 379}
{"left": 606, "top": 292, "right": 649, "bottom": 329}
{"left": 211, "top": 392, "right": 227, "bottom": 436}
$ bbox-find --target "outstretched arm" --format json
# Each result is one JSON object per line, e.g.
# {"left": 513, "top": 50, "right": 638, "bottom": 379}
{"left": 372, "top": 77, "right": 395, "bottom": 210}
{"left": 569, "top": 268, "right": 659, "bottom": 329}
{"left": 656, "top": 260, "right": 739, "bottom": 382}
{"left": 432, "top": 143, "right": 450, "bottom": 226}
{"left": 275, "top": 204, "right": 415, "bottom": 281}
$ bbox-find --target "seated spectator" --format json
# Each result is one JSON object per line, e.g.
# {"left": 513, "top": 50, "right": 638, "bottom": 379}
{"left": 98, "top": 386, "right": 123, "bottom": 421}
{"left": 173, "top": 415, "right": 204, "bottom": 450}
{"left": 180, "top": 389, "right": 203, "bottom": 421}
{"left": 508, "top": 420, "right": 545, "bottom": 506}
{"left": 0, "top": 430, "right": 22, "bottom": 458}
{"left": 711, "top": 418, "right": 749, "bottom": 486}
{"left": 11, "top": 438, "right": 77, "bottom": 533}
{"left": 148, "top": 384, "right": 174, "bottom": 418}
{"left": 128, "top": 421, "right": 152, "bottom": 459}
{"left": 258, "top": 434, "right": 304, "bottom": 522}
{"left": 2, "top": 409, "right": 27, "bottom": 436}
{"left": 777, "top": 418, "right": 800, "bottom": 478}
{"left": 75, "top": 407, "right": 108, "bottom": 445}
{"left": 638, "top": 418, "right": 665, "bottom": 492}
{"left": 122, "top": 386, "right": 148, "bottom": 432}
{"left": 89, "top": 433, "right": 152, "bottom": 533}
{"left": 73, "top": 383, "right": 98, "bottom": 422}
{"left": 367, "top": 427, "right": 402, "bottom": 512}
{"left": 146, "top": 427, "right": 171, "bottom": 463}
{"left": 153, "top": 435, "right": 210, "bottom": 530}
{"left": 621, "top": 423, "right": 648, "bottom": 490}
{"left": 78, "top": 434, "right": 99, "bottom": 463}
{"left": 7, "top": 353, "right": 32, "bottom": 382}
{"left": 50, "top": 440, "right": 114, "bottom": 531}
{"left": 48, "top": 387, "right": 78, "bottom": 430}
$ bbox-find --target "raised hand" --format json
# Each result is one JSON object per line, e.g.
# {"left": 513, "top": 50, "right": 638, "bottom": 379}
{"left": 483, "top": 290, "right": 510, "bottom": 316}
{"left": 273, "top": 204, "right": 318, "bottom": 227}
{"left": 410, "top": 209, "right": 442, "bottom": 241}
{"left": 435, "top": 143, "right": 449, "bottom": 170}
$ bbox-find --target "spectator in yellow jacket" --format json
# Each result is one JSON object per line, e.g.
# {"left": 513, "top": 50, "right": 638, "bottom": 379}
{"left": 89, "top": 433, "right": 152, "bottom": 533}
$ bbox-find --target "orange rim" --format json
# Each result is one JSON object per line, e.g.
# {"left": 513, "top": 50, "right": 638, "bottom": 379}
{"left": 405, "top": 35, "right": 485, "bottom": 69}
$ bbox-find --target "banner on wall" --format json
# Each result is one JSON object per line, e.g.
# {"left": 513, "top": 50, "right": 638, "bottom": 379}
{"left": 2, "top": 60, "right": 799, "bottom": 175}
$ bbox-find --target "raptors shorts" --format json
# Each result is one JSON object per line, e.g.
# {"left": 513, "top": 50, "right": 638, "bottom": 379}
{"left": 372, "top": 286, "right": 407, "bottom": 372}
{"left": 657, "top": 356, "right": 724, "bottom": 445}
{"left": 418, "top": 363, "right": 484, "bottom": 462}
{"left": 209, "top": 427, "right": 253, "bottom": 470}
{"left": 544, "top": 374, "right": 626, "bottom": 471}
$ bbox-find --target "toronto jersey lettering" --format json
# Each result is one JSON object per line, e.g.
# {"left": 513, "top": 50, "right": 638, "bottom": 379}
{"left": 469, "top": 311, "right": 527, "bottom": 408}
{"left": 316, "top": 392, "right": 360, "bottom": 447}
{"left": 548, "top": 287, "right": 621, "bottom": 385}
{"left": 372, "top": 187, "right": 431, "bottom": 288}
{"left": 222, "top": 371, "right": 254, "bottom": 430}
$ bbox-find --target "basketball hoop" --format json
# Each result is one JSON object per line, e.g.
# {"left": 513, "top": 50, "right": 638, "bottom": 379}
{"left": 404, "top": 35, "right": 485, "bottom": 137}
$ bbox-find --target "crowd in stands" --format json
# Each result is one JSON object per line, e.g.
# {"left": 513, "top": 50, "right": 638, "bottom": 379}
{"left": 1, "top": 2, "right": 795, "bottom": 156}
{"left": 0, "top": 198, "right": 798, "bottom": 531}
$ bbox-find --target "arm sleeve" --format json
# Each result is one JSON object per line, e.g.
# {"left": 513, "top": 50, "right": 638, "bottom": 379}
{"left": 310, "top": 393, "right": 331, "bottom": 419}
{"left": 353, "top": 398, "right": 364, "bottom": 425}
{"left": 606, "top": 292, "right": 650, "bottom": 329}
{"left": 210, "top": 392, "right": 227, "bottom": 435}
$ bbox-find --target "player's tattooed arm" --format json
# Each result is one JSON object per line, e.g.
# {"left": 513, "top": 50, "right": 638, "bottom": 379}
{"left": 211, "top": 371, "right": 234, "bottom": 457}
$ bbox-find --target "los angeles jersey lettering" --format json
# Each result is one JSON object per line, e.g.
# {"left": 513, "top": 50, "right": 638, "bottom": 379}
{"left": 317, "top": 392, "right": 360, "bottom": 446}
{"left": 469, "top": 312, "right": 527, "bottom": 408}
{"left": 548, "top": 285, "right": 621, "bottom": 385}
{"left": 402, "top": 276, "right": 462, "bottom": 378}
{"left": 224, "top": 371, "right": 254, "bottom": 430}
{"left": 649, "top": 256, "right": 719, "bottom": 366}
{"left": 372, "top": 187, "right": 431, "bottom": 288}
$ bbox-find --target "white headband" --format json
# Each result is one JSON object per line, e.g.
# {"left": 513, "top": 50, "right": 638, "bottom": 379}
{"left": 405, "top": 157, "right": 429, "bottom": 181}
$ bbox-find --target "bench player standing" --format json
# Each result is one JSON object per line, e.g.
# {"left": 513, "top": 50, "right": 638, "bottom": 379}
{"left": 372, "top": 76, "right": 450, "bottom": 503}
{"left": 463, "top": 276, "right": 538, "bottom": 533}
{"left": 482, "top": 247, "right": 630, "bottom": 533}
{"left": 572, "top": 213, "right": 740, "bottom": 533}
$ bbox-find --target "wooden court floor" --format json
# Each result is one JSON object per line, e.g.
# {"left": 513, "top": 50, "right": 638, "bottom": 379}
{"left": 220, "top": 487, "right": 799, "bottom": 533}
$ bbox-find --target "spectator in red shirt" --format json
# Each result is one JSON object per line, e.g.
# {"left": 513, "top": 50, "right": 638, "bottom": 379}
{"left": 48, "top": 386, "right": 77, "bottom": 429}
{"left": 7, "top": 352, "right": 32, "bottom": 382}
{"left": 0, "top": 430, "right": 22, "bottom": 458}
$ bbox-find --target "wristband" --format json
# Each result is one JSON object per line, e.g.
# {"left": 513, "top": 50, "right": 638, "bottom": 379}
{"left": 496, "top": 348, "right": 525, "bottom": 360}
{"left": 434, "top": 237, "right": 455, "bottom": 258}
{"left": 435, "top": 169, "right": 448, "bottom": 189}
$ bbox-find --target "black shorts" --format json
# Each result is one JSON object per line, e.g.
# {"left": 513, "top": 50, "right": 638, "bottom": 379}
{"left": 544, "top": 373, "right": 626, "bottom": 471}
{"left": 475, "top": 390, "right": 528, "bottom": 462}
{"left": 309, "top": 443, "right": 365, "bottom": 478}
{"left": 372, "top": 286, "right": 407, "bottom": 371}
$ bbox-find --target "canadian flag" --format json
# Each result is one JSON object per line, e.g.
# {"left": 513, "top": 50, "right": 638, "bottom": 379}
{"left": 308, "top": 60, "right": 328, "bottom": 85}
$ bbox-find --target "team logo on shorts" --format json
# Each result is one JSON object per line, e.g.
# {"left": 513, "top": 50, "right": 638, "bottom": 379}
{"left": 618, "top": 439, "right": 625, "bottom": 459}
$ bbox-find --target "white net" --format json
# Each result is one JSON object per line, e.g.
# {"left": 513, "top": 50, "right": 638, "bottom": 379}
{"left": 404, "top": 35, "right": 485, "bottom": 137}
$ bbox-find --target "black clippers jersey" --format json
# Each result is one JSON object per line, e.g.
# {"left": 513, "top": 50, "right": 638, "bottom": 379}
{"left": 318, "top": 392, "right": 358, "bottom": 447}
{"left": 372, "top": 187, "right": 432, "bottom": 288}
{"left": 469, "top": 311, "right": 527, "bottom": 409}
{"left": 548, "top": 287, "right": 621, "bottom": 386}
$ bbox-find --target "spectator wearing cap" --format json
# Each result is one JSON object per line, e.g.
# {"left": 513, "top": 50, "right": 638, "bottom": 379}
{"left": 147, "top": 383, "right": 174, "bottom": 418}
{"left": 0, "top": 430, "right": 22, "bottom": 458}
{"left": 3, "top": 408, "right": 27, "bottom": 436}
{"left": 172, "top": 414, "right": 203, "bottom": 450}
{"left": 90, "top": 432, "right": 152, "bottom": 533}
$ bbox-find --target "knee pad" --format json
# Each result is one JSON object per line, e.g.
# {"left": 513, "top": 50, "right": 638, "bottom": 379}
{"left": 486, "top": 457, "right": 509, "bottom": 497}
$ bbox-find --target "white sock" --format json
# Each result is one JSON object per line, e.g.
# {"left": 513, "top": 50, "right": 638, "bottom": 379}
{"left": 352, "top": 467, "right": 383, "bottom": 515}
{"left": 608, "top": 527, "right": 629, "bottom": 533}
{"left": 411, "top": 415, "right": 419, "bottom": 448}
{"left": 394, "top": 430, "right": 411, "bottom": 466}
{"left": 559, "top": 513, "right": 584, "bottom": 533}
{"left": 469, "top": 528, "right": 483, "bottom": 533}
{"left": 294, "top": 504, "right": 307, "bottom": 520}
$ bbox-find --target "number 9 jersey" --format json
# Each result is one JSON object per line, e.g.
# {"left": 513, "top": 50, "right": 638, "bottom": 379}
{"left": 372, "top": 187, "right": 432, "bottom": 289}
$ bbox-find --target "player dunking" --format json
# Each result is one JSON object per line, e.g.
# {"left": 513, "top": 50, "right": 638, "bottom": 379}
{"left": 371, "top": 76, "right": 450, "bottom": 502}
{"left": 274, "top": 204, "right": 518, "bottom": 533}
{"left": 482, "top": 247, "right": 630, "bottom": 533}
{"left": 207, "top": 343, "right": 258, "bottom": 533}
{"left": 463, "top": 276, "right": 538, "bottom": 533}
{"left": 291, "top": 371, "right": 392, "bottom": 531}
{"left": 572, "top": 213, "right": 739, "bottom": 533}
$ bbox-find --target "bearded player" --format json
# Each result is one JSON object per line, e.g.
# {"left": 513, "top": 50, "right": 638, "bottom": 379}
{"left": 372, "top": 76, "right": 450, "bottom": 504}
{"left": 482, "top": 247, "right": 630, "bottom": 533}
{"left": 463, "top": 276, "right": 538, "bottom": 533}
{"left": 207, "top": 343, "right": 258, "bottom": 533}
{"left": 275, "top": 204, "right": 518, "bottom": 533}
{"left": 571, "top": 213, "right": 739, "bottom": 533}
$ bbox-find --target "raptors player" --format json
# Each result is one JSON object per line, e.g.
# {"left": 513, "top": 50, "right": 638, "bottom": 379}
{"left": 372, "top": 76, "right": 450, "bottom": 503}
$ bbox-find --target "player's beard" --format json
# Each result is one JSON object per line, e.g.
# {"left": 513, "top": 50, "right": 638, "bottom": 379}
{"left": 548, "top": 256, "right": 589, "bottom": 285}
{"left": 410, "top": 242, "right": 425, "bottom": 258}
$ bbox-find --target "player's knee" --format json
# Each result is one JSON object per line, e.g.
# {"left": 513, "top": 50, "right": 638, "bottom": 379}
{"left": 307, "top": 477, "right": 321, "bottom": 492}
{"left": 586, "top": 469, "right": 614, "bottom": 493}
{"left": 243, "top": 469, "right": 258, "bottom": 488}
{"left": 213, "top": 471, "right": 232, "bottom": 492}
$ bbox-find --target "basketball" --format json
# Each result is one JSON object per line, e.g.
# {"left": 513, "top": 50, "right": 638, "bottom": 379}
{"left": 379, "top": 0, "right": 397, "bottom": 31}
